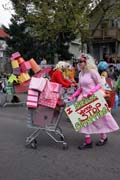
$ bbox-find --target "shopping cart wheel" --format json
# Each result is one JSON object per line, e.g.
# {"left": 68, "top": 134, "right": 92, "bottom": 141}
{"left": 25, "top": 139, "right": 37, "bottom": 149}
{"left": 31, "top": 139, "right": 37, "bottom": 149}
{"left": 60, "top": 136, "right": 64, "bottom": 141}
{"left": 62, "top": 142, "right": 68, "bottom": 150}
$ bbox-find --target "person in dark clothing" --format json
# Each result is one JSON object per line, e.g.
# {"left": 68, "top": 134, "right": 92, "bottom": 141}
{"left": 108, "top": 65, "right": 120, "bottom": 81}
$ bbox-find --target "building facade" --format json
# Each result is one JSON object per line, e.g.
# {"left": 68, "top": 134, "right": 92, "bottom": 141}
{"left": 0, "top": 28, "right": 10, "bottom": 73}
{"left": 88, "top": 17, "right": 120, "bottom": 63}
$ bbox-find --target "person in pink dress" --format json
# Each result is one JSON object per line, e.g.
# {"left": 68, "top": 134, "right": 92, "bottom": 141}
{"left": 68, "top": 53, "right": 119, "bottom": 150}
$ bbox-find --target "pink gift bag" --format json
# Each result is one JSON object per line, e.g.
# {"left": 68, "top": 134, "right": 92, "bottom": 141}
{"left": 29, "top": 77, "right": 47, "bottom": 92}
{"left": 26, "top": 89, "right": 39, "bottom": 108}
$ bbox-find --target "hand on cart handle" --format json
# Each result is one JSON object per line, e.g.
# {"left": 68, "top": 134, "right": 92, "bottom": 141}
{"left": 71, "top": 82, "right": 78, "bottom": 87}
{"left": 68, "top": 96, "right": 74, "bottom": 101}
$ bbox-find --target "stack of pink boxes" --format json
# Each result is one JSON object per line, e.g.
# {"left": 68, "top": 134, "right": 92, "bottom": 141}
{"left": 10, "top": 51, "right": 41, "bottom": 84}
{"left": 26, "top": 77, "right": 62, "bottom": 109}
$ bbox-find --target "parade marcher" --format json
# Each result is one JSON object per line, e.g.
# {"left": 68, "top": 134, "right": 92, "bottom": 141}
{"left": 98, "top": 61, "right": 113, "bottom": 90}
{"left": 50, "top": 61, "right": 77, "bottom": 120}
{"left": 68, "top": 53, "right": 119, "bottom": 150}
{"left": 98, "top": 61, "right": 118, "bottom": 109}
{"left": 63, "top": 63, "right": 77, "bottom": 83}
{"left": 51, "top": 61, "right": 76, "bottom": 88}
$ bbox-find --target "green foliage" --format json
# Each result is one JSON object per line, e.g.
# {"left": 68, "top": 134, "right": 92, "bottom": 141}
{"left": 5, "top": 0, "right": 120, "bottom": 61}
{"left": 89, "top": 0, "right": 120, "bottom": 36}
{"left": 8, "top": 0, "right": 95, "bottom": 61}
{"left": 3, "top": 19, "right": 43, "bottom": 62}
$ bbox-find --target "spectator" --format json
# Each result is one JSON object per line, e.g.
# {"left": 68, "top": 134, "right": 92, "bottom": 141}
{"left": 40, "top": 57, "right": 47, "bottom": 66}
{"left": 108, "top": 65, "right": 119, "bottom": 81}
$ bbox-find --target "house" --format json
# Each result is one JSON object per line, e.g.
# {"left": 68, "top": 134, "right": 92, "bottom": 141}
{"left": 0, "top": 27, "right": 10, "bottom": 72}
{"left": 69, "top": 37, "right": 88, "bottom": 60}
{"left": 88, "top": 18, "right": 120, "bottom": 63}
{"left": 87, "top": 1, "right": 120, "bottom": 63}
{"left": 69, "top": 38, "right": 82, "bottom": 59}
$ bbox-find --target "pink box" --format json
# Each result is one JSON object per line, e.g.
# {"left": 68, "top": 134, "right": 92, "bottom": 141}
{"left": 27, "top": 96, "right": 38, "bottom": 102}
{"left": 48, "top": 81, "right": 62, "bottom": 93}
{"left": 38, "top": 91, "right": 59, "bottom": 108}
{"left": 26, "top": 89, "right": 39, "bottom": 108}
{"left": 10, "top": 56, "right": 15, "bottom": 61}
{"left": 21, "top": 61, "right": 31, "bottom": 72}
{"left": 26, "top": 101, "right": 38, "bottom": 108}
{"left": 29, "top": 77, "right": 47, "bottom": 92}
{"left": 28, "top": 89, "right": 38, "bottom": 96}
{"left": 11, "top": 52, "right": 21, "bottom": 60}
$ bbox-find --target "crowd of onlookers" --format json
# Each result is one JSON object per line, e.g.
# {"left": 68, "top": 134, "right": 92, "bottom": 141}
{"left": 0, "top": 73, "right": 9, "bottom": 93}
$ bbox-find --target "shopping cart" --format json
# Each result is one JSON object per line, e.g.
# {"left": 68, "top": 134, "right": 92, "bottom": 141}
{"left": 25, "top": 87, "right": 75, "bottom": 150}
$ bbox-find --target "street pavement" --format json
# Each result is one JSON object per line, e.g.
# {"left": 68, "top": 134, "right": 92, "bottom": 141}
{"left": 0, "top": 94, "right": 120, "bottom": 180}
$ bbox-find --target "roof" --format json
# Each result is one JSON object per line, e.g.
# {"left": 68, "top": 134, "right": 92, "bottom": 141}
{"left": 0, "top": 28, "right": 10, "bottom": 38}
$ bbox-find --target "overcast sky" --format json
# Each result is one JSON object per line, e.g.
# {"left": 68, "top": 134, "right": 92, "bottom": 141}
{"left": 0, "top": 0, "right": 14, "bottom": 27}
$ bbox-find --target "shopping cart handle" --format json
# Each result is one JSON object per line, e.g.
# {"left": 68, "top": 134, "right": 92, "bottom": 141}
{"left": 64, "top": 99, "right": 70, "bottom": 103}
{"left": 64, "top": 98, "right": 75, "bottom": 104}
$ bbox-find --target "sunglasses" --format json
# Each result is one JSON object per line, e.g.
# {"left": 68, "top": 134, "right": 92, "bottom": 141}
{"left": 78, "top": 60, "right": 86, "bottom": 63}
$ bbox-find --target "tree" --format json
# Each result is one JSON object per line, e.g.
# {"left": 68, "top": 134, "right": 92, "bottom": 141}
{"left": 8, "top": 0, "right": 97, "bottom": 61}
{"left": 87, "top": 0, "right": 120, "bottom": 55}
{"left": 3, "top": 19, "right": 43, "bottom": 63}
{"left": 89, "top": 0, "right": 120, "bottom": 37}
{"left": 5, "top": 0, "right": 119, "bottom": 61}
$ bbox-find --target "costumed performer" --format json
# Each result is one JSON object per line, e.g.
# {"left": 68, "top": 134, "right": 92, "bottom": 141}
{"left": 68, "top": 53, "right": 119, "bottom": 150}
{"left": 51, "top": 61, "right": 77, "bottom": 120}
{"left": 51, "top": 61, "right": 77, "bottom": 88}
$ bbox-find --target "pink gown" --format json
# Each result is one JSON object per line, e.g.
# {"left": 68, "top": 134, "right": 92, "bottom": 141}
{"left": 77, "top": 69, "right": 119, "bottom": 134}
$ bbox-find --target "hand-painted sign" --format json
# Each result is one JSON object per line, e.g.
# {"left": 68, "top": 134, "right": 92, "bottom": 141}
{"left": 65, "top": 91, "right": 109, "bottom": 131}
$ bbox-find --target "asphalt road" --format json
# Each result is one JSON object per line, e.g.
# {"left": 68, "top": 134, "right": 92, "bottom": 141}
{"left": 0, "top": 98, "right": 120, "bottom": 180}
